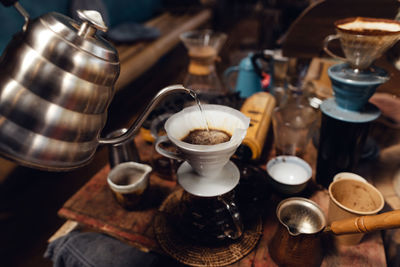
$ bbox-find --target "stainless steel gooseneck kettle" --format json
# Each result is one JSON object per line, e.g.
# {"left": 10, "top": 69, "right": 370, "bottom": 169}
{"left": 0, "top": 0, "right": 192, "bottom": 171}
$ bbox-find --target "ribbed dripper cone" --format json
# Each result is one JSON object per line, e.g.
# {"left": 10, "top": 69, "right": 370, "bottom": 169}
{"left": 334, "top": 17, "right": 400, "bottom": 70}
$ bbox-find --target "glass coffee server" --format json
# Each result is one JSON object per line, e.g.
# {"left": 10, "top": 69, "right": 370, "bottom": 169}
{"left": 180, "top": 29, "right": 228, "bottom": 95}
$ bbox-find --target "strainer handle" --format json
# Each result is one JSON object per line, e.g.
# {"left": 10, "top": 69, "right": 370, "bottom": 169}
{"left": 328, "top": 210, "right": 400, "bottom": 235}
{"left": 323, "top": 34, "right": 347, "bottom": 62}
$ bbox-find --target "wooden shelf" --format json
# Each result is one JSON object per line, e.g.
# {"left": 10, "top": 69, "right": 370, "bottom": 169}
{"left": 115, "top": 9, "right": 212, "bottom": 90}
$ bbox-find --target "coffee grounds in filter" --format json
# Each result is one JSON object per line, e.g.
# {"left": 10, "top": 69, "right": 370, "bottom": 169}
{"left": 182, "top": 129, "right": 231, "bottom": 145}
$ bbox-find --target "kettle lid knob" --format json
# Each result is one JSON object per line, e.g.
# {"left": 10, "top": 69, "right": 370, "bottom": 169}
{"left": 77, "top": 9, "right": 107, "bottom": 37}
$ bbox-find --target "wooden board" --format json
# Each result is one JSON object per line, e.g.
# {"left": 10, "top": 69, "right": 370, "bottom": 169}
{"left": 58, "top": 164, "right": 176, "bottom": 252}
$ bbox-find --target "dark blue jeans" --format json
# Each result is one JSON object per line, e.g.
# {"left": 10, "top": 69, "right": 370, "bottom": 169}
{"left": 44, "top": 230, "right": 178, "bottom": 267}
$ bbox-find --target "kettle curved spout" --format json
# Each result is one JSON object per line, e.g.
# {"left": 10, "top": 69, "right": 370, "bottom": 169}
{"left": 99, "top": 84, "right": 194, "bottom": 145}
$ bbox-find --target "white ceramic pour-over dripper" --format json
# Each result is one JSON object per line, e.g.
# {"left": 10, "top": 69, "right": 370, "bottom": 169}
{"left": 155, "top": 104, "right": 250, "bottom": 178}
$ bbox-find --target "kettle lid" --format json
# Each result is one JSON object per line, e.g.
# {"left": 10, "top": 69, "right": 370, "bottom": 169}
{"left": 38, "top": 10, "right": 118, "bottom": 62}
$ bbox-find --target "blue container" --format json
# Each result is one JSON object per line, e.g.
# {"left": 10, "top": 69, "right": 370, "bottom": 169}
{"left": 223, "top": 53, "right": 263, "bottom": 98}
{"left": 328, "top": 63, "right": 389, "bottom": 111}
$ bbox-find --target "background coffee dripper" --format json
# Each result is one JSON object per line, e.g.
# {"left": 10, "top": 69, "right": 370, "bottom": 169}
{"left": 316, "top": 17, "right": 400, "bottom": 188}
{"left": 322, "top": 17, "right": 400, "bottom": 110}
{"left": 324, "top": 17, "right": 400, "bottom": 71}
{"left": 156, "top": 104, "right": 250, "bottom": 242}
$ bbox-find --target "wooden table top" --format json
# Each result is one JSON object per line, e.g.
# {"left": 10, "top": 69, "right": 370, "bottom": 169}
{"left": 47, "top": 51, "right": 400, "bottom": 266}
{"left": 54, "top": 130, "right": 388, "bottom": 266}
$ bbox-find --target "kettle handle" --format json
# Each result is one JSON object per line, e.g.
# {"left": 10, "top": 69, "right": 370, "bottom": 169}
{"left": 250, "top": 51, "right": 273, "bottom": 79}
{"left": 328, "top": 210, "right": 400, "bottom": 235}
{"left": 98, "top": 84, "right": 193, "bottom": 145}
{"left": 223, "top": 66, "right": 239, "bottom": 92}
{"left": 1, "top": 0, "right": 30, "bottom": 31}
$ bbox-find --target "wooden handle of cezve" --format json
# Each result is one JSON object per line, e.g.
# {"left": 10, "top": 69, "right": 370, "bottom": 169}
{"left": 0, "top": 0, "right": 17, "bottom": 7}
{"left": 328, "top": 210, "right": 400, "bottom": 235}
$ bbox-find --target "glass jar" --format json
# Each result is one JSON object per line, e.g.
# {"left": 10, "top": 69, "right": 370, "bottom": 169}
{"left": 272, "top": 85, "right": 318, "bottom": 157}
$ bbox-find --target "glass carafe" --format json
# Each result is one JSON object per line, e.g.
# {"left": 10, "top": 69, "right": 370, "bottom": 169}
{"left": 179, "top": 188, "right": 243, "bottom": 244}
{"left": 180, "top": 29, "right": 227, "bottom": 95}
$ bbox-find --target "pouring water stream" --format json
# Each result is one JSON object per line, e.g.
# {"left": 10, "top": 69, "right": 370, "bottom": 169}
{"left": 189, "top": 90, "right": 210, "bottom": 131}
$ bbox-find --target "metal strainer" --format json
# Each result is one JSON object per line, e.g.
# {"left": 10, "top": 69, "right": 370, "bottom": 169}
{"left": 276, "top": 197, "right": 327, "bottom": 236}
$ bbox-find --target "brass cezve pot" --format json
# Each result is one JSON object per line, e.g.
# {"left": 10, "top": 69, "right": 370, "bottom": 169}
{"left": 0, "top": 0, "right": 192, "bottom": 171}
{"left": 270, "top": 197, "right": 400, "bottom": 267}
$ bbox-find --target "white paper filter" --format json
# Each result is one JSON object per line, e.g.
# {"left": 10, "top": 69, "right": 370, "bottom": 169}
{"left": 165, "top": 104, "right": 250, "bottom": 151}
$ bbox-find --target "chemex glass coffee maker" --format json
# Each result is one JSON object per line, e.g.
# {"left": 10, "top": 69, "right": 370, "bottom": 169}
{"left": 155, "top": 104, "right": 250, "bottom": 243}
{"left": 180, "top": 29, "right": 228, "bottom": 95}
{"left": 316, "top": 17, "right": 400, "bottom": 188}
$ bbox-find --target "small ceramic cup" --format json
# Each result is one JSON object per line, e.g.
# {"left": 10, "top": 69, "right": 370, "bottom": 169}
{"left": 266, "top": 156, "right": 312, "bottom": 195}
{"left": 107, "top": 162, "right": 152, "bottom": 210}
{"left": 328, "top": 172, "right": 384, "bottom": 245}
